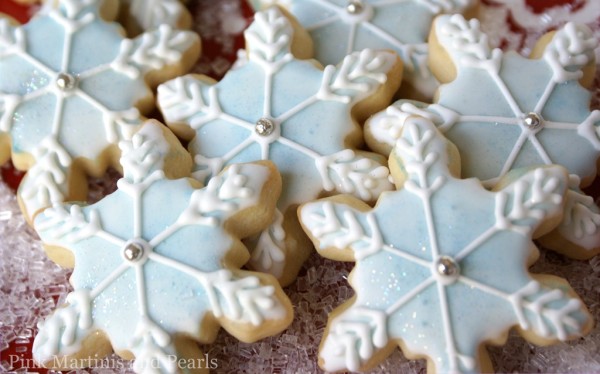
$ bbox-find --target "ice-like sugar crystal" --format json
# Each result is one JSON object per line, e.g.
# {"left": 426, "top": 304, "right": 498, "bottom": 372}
{"left": 3, "top": 1, "right": 600, "bottom": 372}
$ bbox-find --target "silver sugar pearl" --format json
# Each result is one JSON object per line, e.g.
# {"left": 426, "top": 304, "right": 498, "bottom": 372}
{"left": 523, "top": 112, "right": 542, "bottom": 130}
{"left": 56, "top": 73, "right": 77, "bottom": 91}
{"left": 347, "top": 0, "right": 364, "bottom": 14}
{"left": 123, "top": 242, "right": 144, "bottom": 262}
{"left": 255, "top": 118, "right": 275, "bottom": 137}
{"left": 436, "top": 256, "right": 460, "bottom": 278}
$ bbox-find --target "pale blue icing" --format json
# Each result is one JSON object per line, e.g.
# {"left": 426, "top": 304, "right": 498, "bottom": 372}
{"left": 33, "top": 122, "right": 289, "bottom": 371}
{"left": 255, "top": 0, "right": 475, "bottom": 98}
{"left": 187, "top": 61, "right": 353, "bottom": 209}
{"left": 300, "top": 117, "right": 590, "bottom": 373}
{"left": 290, "top": 1, "right": 433, "bottom": 65}
{"left": 384, "top": 16, "right": 600, "bottom": 188}
{"left": 2, "top": 5, "right": 144, "bottom": 160}
{"left": 181, "top": 39, "right": 381, "bottom": 210}
{"left": 47, "top": 178, "right": 229, "bottom": 351}
{"left": 1, "top": 0, "right": 198, "bottom": 224}
{"left": 158, "top": 7, "right": 396, "bottom": 280}
{"left": 439, "top": 53, "right": 598, "bottom": 182}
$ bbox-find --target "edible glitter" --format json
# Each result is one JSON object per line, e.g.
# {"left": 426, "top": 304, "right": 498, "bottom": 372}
{"left": 1, "top": 1, "right": 600, "bottom": 373}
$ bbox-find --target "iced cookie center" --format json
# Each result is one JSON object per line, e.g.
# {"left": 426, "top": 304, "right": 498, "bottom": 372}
{"left": 340, "top": 0, "right": 374, "bottom": 24}
{"left": 432, "top": 256, "right": 460, "bottom": 285}
{"left": 122, "top": 239, "right": 151, "bottom": 264}
{"left": 254, "top": 117, "right": 280, "bottom": 143}
{"left": 55, "top": 72, "right": 78, "bottom": 92}
{"left": 521, "top": 112, "right": 544, "bottom": 132}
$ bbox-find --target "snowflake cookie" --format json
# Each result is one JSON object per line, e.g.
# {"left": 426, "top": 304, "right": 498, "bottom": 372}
{"left": 33, "top": 120, "right": 293, "bottom": 373}
{"left": 299, "top": 116, "right": 593, "bottom": 373}
{"left": 157, "top": 6, "right": 402, "bottom": 286}
{"left": 365, "top": 14, "right": 600, "bottom": 259}
{"left": 251, "top": 0, "right": 477, "bottom": 100}
{"left": 0, "top": 0, "right": 200, "bottom": 223}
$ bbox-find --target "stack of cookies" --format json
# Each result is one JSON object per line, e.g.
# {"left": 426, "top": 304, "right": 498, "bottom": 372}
{"left": 0, "top": 0, "right": 598, "bottom": 372}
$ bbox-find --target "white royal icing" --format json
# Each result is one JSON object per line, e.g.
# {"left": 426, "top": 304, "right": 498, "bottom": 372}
{"left": 33, "top": 121, "right": 289, "bottom": 373}
{"left": 158, "top": 7, "right": 396, "bottom": 278}
{"left": 253, "top": 0, "right": 475, "bottom": 99}
{"left": 366, "top": 14, "right": 600, "bottom": 253}
{"left": 300, "top": 117, "right": 590, "bottom": 373}
{"left": 554, "top": 175, "right": 600, "bottom": 249}
{"left": 122, "top": 0, "right": 189, "bottom": 32}
{"left": 0, "top": 0, "right": 198, "bottom": 220}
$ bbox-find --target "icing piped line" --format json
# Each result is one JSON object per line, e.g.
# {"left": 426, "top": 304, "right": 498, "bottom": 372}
{"left": 249, "top": 209, "right": 287, "bottom": 276}
{"left": 261, "top": 0, "right": 474, "bottom": 98}
{"left": 0, "top": 0, "right": 198, "bottom": 224}
{"left": 32, "top": 289, "right": 95, "bottom": 363}
{"left": 544, "top": 22, "right": 598, "bottom": 83}
{"left": 126, "top": 0, "right": 188, "bottom": 32}
{"left": 301, "top": 117, "right": 588, "bottom": 373}
{"left": 34, "top": 122, "right": 289, "bottom": 372}
{"left": 158, "top": 6, "right": 398, "bottom": 280}
{"left": 371, "top": 17, "right": 600, "bottom": 192}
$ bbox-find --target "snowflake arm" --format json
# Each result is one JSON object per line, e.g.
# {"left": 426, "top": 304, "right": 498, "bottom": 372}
{"left": 33, "top": 121, "right": 291, "bottom": 372}
{"left": 131, "top": 332, "right": 177, "bottom": 374}
{"left": 249, "top": 209, "right": 287, "bottom": 276}
{"left": 300, "top": 116, "right": 591, "bottom": 373}
{"left": 316, "top": 49, "right": 398, "bottom": 104}
{"left": 0, "top": 0, "right": 199, "bottom": 225}
{"left": 118, "top": 122, "right": 171, "bottom": 183}
{"left": 392, "top": 117, "right": 451, "bottom": 198}
{"left": 156, "top": 7, "right": 402, "bottom": 285}
{"left": 493, "top": 166, "right": 568, "bottom": 236}
{"left": 32, "top": 290, "right": 95, "bottom": 365}
{"left": 169, "top": 163, "right": 276, "bottom": 231}
{"left": 17, "top": 137, "right": 72, "bottom": 219}
{"left": 111, "top": 24, "right": 199, "bottom": 79}
{"left": 558, "top": 186, "right": 600, "bottom": 246}
{"left": 365, "top": 100, "right": 461, "bottom": 155}
{"left": 245, "top": 6, "right": 294, "bottom": 72}
{"left": 319, "top": 304, "right": 389, "bottom": 372}
{"left": 435, "top": 15, "right": 503, "bottom": 74}
{"left": 509, "top": 277, "right": 592, "bottom": 342}
{"left": 158, "top": 76, "right": 225, "bottom": 132}
{"left": 35, "top": 203, "right": 127, "bottom": 260}
{"left": 316, "top": 150, "right": 394, "bottom": 201}
{"left": 541, "top": 22, "right": 598, "bottom": 84}
{"left": 300, "top": 199, "right": 384, "bottom": 262}
{"left": 539, "top": 175, "right": 600, "bottom": 257}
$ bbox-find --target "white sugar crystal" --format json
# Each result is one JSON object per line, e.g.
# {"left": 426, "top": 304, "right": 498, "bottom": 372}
{"left": 2, "top": 1, "right": 600, "bottom": 373}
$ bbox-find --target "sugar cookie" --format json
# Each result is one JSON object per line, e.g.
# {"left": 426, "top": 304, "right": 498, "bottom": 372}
{"left": 0, "top": 0, "right": 200, "bottom": 223}
{"left": 251, "top": 0, "right": 478, "bottom": 100}
{"left": 365, "top": 14, "right": 600, "bottom": 259}
{"left": 33, "top": 120, "right": 292, "bottom": 373}
{"left": 158, "top": 6, "right": 402, "bottom": 286}
{"left": 300, "top": 116, "right": 592, "bottom": 373}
